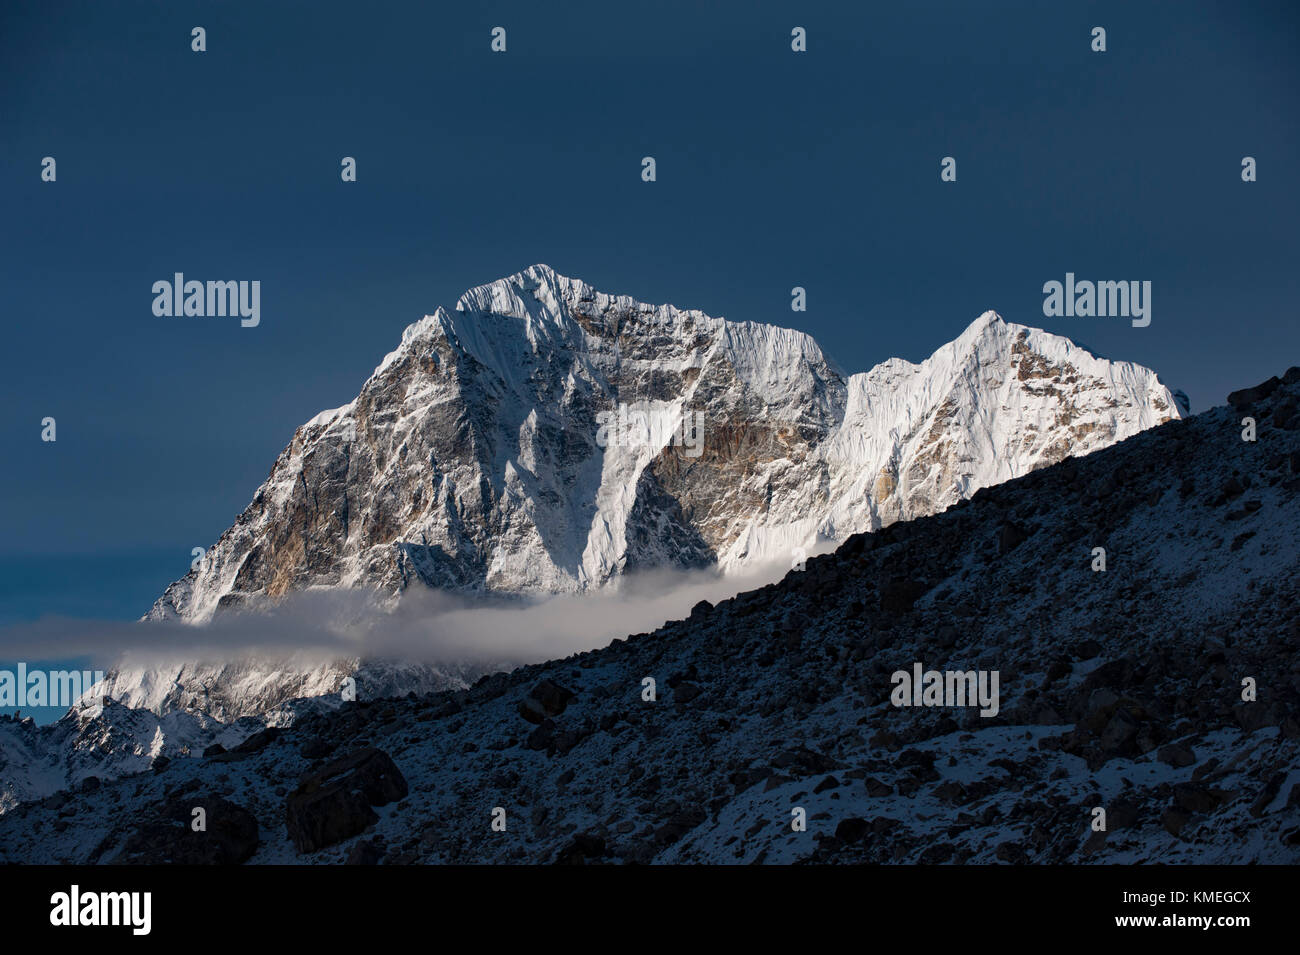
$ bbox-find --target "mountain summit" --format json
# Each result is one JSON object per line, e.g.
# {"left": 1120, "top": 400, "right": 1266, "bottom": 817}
{"left": 148, "top": 265, "right": 1180, "bottom": 623}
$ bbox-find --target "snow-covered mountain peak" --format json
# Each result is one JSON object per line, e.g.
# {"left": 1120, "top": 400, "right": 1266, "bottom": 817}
{"left": 454, "top": 263, "right": 592, "bottom": 328}
{"left": 144, "top": 267, "right": 1181, "bottom": 632}
{"left": 966, "top": 308, "right": 1005, "bottom": 332}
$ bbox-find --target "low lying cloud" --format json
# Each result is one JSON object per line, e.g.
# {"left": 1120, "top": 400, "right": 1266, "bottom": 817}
{"left": 0, "top": 547, "right": 838, "bottom": 677}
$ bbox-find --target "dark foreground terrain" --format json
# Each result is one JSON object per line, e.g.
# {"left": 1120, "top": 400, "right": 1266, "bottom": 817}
{"left": 3, "top": 370, "right": 1299, "bottom": 864}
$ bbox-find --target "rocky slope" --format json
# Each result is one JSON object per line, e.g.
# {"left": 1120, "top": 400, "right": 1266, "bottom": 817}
{"left": 3, "top": 368, "right": 1294, "bottom": 864}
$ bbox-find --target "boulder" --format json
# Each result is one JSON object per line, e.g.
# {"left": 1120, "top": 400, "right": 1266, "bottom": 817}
{"left": 209, "top": 727, "right": 282, "bottom": 763}
{"left": 834, "top": 817, "right": 869, "bottom": 843}
{"left": 300, "top": 736, "right": 334, "bottom": 760}
{"left": 518, "top": 679, "right": 576, "bottom": 724}
{"left": 1227, "top": 376, "right": 1281, "bottom": 409}
{"left": 285, "top": 748, "right": 407, "bottom": 853}
{"left": 115, "top": 796, "right": 259, "bottom": 865}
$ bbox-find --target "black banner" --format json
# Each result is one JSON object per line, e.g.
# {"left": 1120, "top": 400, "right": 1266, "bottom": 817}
{"left": 0, "top": 863, "right": 1281, "bottom": 942}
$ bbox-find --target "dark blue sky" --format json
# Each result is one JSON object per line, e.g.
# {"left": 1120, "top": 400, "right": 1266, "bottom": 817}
{"left": 2, "top": 0, "right": 1298, "bottom": 624}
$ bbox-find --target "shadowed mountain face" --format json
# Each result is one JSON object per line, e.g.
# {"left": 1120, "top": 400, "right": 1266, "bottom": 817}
{"left": 4, "top": 369, "right": 1295, "bottom": 863}
{"left": 148, "top": 265, "right": 1179, "bottom": 625}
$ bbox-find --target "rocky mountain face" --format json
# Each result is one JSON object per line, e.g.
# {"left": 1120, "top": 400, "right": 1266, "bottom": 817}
{"left": 3, "top": 368, "right": 1296, "bottom": 864}
{"left": 148, "top": 265, "right": 1181, "bottom": 623}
